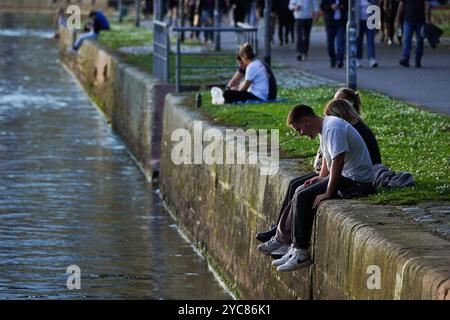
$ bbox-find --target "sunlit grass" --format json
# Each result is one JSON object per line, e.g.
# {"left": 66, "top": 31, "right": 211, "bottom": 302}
{"left": 199, "top": 87, "right": 450, "bottom": 205}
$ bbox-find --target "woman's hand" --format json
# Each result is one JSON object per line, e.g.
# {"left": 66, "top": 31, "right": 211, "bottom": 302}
{"left": 303, "top": 176, "right": 321, "bottom": 188}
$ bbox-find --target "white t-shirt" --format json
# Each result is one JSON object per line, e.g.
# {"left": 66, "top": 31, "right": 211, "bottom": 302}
{"left": 245, "top": 59, "right": 269, "bottom": 101}
{"left": 320, "top": 116, "right": 374, "bottom": 183}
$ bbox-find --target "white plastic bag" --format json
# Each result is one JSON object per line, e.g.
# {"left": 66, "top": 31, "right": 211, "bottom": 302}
{"left": 211, "top": 87, "right": 225, "bottom": 105}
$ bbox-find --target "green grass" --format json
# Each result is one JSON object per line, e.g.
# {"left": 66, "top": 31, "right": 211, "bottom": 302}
{"left": 92, "top": 17, "right": 450, "bottom": 205}
{"left": 198, "top": 86, "right": 450, "bottom": 205}
{"left": 97, "top": 19, "right": 237, "bottom": 84}
{"left": 98, "top": 20, "right": 153, "bottom": 48}
{"left": 433, "top": 8, "right": 450, "bottom": 38}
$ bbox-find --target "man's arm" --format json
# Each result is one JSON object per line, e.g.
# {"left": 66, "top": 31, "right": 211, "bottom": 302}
{"left": 325, "top": 153, "right": 345, "bottom": 196}
{"left": 313, "top": 153, "right": 345, "bottom": 208}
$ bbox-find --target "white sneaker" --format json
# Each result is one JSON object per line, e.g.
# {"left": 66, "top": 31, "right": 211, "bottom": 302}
{"left": 277, "top": 248, "right": 312, "bottom": 272}
{"left": 369, "top": 59, "right": 378, "bottom": 68}
{"left": 356, "top": 59, "right": 363, "bottom": 68}
{"left": 272, "top": 246, "right": 294, "bottom": 267}
{"left": 256, "top": 236, "right": 283, "bottom": 256}
{"left": 270, "top": 244, "right": 290, "bottom": 257}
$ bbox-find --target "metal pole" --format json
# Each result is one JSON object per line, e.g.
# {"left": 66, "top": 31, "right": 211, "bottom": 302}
{"left": 346, "top": 0, "right": 358, "bottom": 90}
{"left": 176, "top": 31, "right": 181, "bottom": 92}
{"left": 118, "top": 0, "right": 123, "bottom": 22}
{"left": 135, "top": 0, "right": 141, "bottom": 27}
{"left": 263, "top": 0, "right": 272, "bottom": 65}
{"left": 157, "top": 0, "right": 164, "bottom": 21}
{"left": 179, "top": 0, "right": 185, "bottom": 42}
{"left": 214, "top": 0, "right": 221, "bottom": 51}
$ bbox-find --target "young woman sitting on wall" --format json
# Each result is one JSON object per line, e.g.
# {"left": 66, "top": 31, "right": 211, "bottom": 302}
{"left": 223, "top": 43, "right": 277, "bottom": 103}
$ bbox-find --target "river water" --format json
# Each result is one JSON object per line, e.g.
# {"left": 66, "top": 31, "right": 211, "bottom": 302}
{"left": 0, "top": 12, "right": 231, "bottom": 299}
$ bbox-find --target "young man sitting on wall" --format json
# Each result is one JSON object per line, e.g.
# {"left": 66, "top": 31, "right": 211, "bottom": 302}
{"left": 69, "top": 10, "right": 110, "bottom": 53}
{"left": 257, "top": 104, "right": 375, "bottom": 272}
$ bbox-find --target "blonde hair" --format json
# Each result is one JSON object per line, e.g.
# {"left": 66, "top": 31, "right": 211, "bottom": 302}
{"left": 239, "top": 42, "right": 255, "bottom": 60}
{"left": 324, "top": 99, "right": 363, "bottom": 125}
{"left": 334, "top": 88, "right": 362, "bottom": 114}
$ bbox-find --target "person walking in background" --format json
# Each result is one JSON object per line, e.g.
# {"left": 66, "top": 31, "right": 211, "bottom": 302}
{"left": 321, "top": 0, "right": 348, "bottom": 68}
{"left": 274, "top": 0, "right": 294, "bottom": 46}
{"left": 289, "top": 0, "right": 320, "bottom": 61}
{"left": 382, "top": 0, "right": 402, "bottom": 45}
{"left": 397, "top": 0, "right": 431, "bottom": 68}
{"left": 356, "top": 0, "right": 378, "bottom": 68}
{"left": 231, "top": 0, "right": 250, "bottom": 26}
{"left": 200, "top": 0, "right": 215, "bottom": 43}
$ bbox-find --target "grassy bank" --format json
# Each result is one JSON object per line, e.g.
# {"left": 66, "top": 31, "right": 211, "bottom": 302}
{"left": 198, "top": 87, "right": 450, "bottom": 205}
{"left": 98, "top": 19, "right": 237, "bottom": 84}
{"left": 433, "top": 7, "right": 450, "bottom": 38}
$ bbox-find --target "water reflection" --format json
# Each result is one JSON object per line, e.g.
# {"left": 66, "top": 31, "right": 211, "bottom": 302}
{"left": 0, "top": 12, "right": 231, "bottom": 300}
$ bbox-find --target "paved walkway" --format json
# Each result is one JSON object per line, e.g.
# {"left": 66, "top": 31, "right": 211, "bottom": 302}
{"left": 217, "top": 25, "right": 450, "bottom": 115}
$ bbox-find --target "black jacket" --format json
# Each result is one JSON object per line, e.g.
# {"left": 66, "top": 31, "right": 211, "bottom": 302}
{"left": 320, "top": 0, "right": 349, "bottom": 24}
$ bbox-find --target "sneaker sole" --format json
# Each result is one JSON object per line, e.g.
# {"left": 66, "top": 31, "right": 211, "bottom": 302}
{"left": 277, "top": 258, "right": 312, "bottom": 272}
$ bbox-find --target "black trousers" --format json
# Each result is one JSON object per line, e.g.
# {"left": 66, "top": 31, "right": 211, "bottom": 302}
{"left": 223, "top": 90, "right": 261, "bottom": 104}
{"left": 291, "top": 176, "right": 374, "bottom": 249}
{"left": 295, "top": 19, "right": 313, "bottom": 55}
{"left": 276, "top": 172, "right": 318, "bottom": 226}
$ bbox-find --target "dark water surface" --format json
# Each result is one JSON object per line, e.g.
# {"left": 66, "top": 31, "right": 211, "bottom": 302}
{"left": 0, "top": 12, "right": 231, "bottom": 299}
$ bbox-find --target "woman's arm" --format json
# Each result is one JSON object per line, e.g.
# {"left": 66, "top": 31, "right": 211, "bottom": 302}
{"left": 227, "top": 71, "right": 244, "bottom": 90}
{"left": 239, "top": 80, "right": 252, "bottom": 92}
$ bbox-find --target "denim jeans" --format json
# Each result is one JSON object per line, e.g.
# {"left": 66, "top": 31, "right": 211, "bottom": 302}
{"left": 74, "top": 31, "right": 98, "bottom": 50}
{"left": 357, "top": 20, "right": 376, "bottom": 60}
{"left": 325, "top": 19, "right": 346, "bottom": 64}
{"left": 402, "top": 21, "right": 424, "bottom": 61}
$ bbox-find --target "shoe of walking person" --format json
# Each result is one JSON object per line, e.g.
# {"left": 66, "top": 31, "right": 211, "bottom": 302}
{"left": 296, "top": 53, "right": 302, "bottom": 61}
{"left": 415, "top": 58, "right": 422, "bottom": 68}
{"left": 301, "top": 54, "right": 308, "bottom": 61}
{"left": 356, "top": 59, "right": 363, "bottom": 68}
{"left": 257, "top": 236, "right": 283, "bottom": 256}
{"left": 255, "top": 225, "right": 277, "bottom": 243}
{"left": 277, "top": 248, "right": 312, "bottom": 272}
{"left": 270, "top": 244, "right": 291, "bottom": 259}
{"left": 272, "top": 246, "right": 294, "bottom": 267}
{"left": 399, "top": 58, "right": 410, "bottom": 68}
{"left": 337, "top": 61, "right": 344, "bottom": 68}
{"left": 369, "top": 58, "right": 378, "bottom": 68}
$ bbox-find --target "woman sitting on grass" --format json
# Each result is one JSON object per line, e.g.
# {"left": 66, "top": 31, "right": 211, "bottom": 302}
{"left": 223, "top": 43, "right": 276, "bottom": 104}
{"left": 255, "top": 88, "right": 382, "bottom": 254}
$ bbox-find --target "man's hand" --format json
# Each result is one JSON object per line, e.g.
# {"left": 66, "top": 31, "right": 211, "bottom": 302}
{"left": 303, "top": 176, "right": 321, "bottom": 188}
{"left": 295, "top": 5, "right": 301, "bottom": 11}
{"left": 331, "top": 4, "right": 338, "bottom": 10}
{"left": 313, "top": 192, "right": 332, "bottom": 209}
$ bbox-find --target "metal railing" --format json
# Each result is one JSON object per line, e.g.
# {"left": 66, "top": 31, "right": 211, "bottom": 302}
{"left": 152, "top": 20, "right": 170, "bottom": 82}
{"left": 172, "top": 25, "right": 258, "bottom": 92}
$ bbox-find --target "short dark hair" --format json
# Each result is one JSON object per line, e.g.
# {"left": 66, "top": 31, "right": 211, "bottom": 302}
{"left": 286, "top": 104, "right": 316, "bottom": 126}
